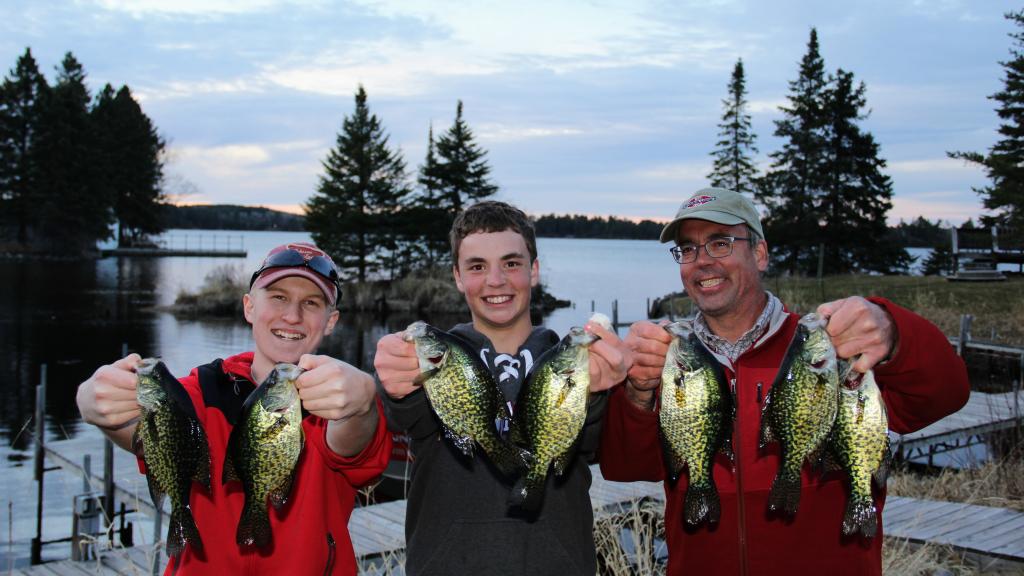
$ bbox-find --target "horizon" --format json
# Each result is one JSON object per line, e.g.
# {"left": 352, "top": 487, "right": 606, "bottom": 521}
{"left": 1, "top": 0, "right": 1005, "bottom": 226}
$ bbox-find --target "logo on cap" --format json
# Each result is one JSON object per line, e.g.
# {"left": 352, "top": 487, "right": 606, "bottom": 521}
{"left": 686, "top": 195, "right": 716, "bottom": 209}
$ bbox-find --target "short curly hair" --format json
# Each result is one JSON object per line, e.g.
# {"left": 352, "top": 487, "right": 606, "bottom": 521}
{"left": 449, "top": 201, "right": 537, "bottom": 265}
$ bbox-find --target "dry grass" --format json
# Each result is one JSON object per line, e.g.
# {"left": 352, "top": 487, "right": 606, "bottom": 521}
{"left": 593, "top": 498, "right": 666, "bottom": 575}
{"left": 170, "top": 263, "right": 246, "bottom": 316}
{"left": 888, "top": 451, "right": 1024, "bottom": 513}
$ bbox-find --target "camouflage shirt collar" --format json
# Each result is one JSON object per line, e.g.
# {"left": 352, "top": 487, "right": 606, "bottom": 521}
{"left": 692, "top": 291, "right": 783, "bottom": 363}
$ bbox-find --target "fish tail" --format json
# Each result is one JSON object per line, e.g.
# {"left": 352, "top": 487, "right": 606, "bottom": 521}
{"left": 166, "top": 506, "right": 202, "bottom": 557}
{"left": 683, "top": 480, "right": 721, "bottom": 526}
{"left": 508, "top": 472, "right": 544, "bottom": 513}
{"left": 767, "top": 469, "right": 802, "bottom": 516}
{"left": 236, "top": 501, "right": 272, "bottom": 548}
{"left": 491, "top": 440, "right": 534, "bottom": 478}
{"left": 842, "top": 497, "right": 878, "bottom": 538}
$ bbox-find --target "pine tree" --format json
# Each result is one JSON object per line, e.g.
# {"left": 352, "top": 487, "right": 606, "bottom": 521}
{"left": 92, "top": 84, "right": 166, "bottom": 246}
{"left": 949, "top": 10, "right": 1024, "bottom": 229}
{"left": 434, "top": 100, "right": 499, "bottom": 217}
{"left": 0, "top": 47, "right": 48, "bottom": 245}
{"left": 757, "top": 29, "right": 830, "bottom": 274}
{"left": 34, "top": 52, "right": 111, "bottom": 253}
{"left": 708, "top": 59, "right": 759, "bottom": 194}
{"left": 819, "top": 69, "right": 909, "bottom": 273}
{"left": 413, "top": 124, "right": 451, "bottom": 266}
{"left": 305, "top": 85, "right": 410, "bottom": 282}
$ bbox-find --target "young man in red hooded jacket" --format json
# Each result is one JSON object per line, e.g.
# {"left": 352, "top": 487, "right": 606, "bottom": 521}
{"left": 600, "top": 188, "right": 970, "bottom": 576}
{"left": 76, "top": 242, "right": 391, "bottom": 575}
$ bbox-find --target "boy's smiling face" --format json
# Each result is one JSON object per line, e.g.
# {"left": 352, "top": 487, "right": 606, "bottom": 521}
{"left": 453, "top": 229, "right": 539, "bottom": 336}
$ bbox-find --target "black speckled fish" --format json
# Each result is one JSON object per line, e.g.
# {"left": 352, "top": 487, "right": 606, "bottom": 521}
{"left": 134, "top": 358, "right": 211, "bottom": 557}
{"left": 659, "top": 321, "right": 734, "bottom": 526}
{"left": 405, "top": 321, "right": 533, "bottom": 477}
{"left": 223, "top": 363, "right": 305, "bottom": 548}
{"left": 760, "top": 313, "right": 839, "bottom": 516}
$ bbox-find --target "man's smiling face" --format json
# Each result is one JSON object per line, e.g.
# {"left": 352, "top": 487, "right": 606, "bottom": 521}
{"left": 453, "top": 229, "right": 539, "bottom": 334}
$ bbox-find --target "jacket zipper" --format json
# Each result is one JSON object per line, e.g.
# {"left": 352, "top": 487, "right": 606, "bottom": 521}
{"left": 323, "top": 532, "right": 336, "bottom": 576}
{"left": 732, "top": 376, "right": 748, "bottom": 576}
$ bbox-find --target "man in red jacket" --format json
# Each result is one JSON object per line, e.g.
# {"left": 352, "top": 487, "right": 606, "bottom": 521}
{"left": 76, "top": 242, "right": 391, "bottom": 575}
{"left": 600, "top": 188, "right": 970, "bottom": 576}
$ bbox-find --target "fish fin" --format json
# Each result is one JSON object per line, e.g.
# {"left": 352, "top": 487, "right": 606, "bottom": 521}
{"left": 842, "top": 497, "right": 878, "bottom": 538}
{"left": 443, "top": 427, "right": 475, "bottom": 458}
{"left": 413, "top": 367, "right": 439, "bottom": 386}
{"left": 767, "top": 470, "right": 802, "bottom": 516}
{"left": 758, "top": 392, "right": 775, "bottom": 449}
{"left": 236, "top": 501, "right": 273, "bottom": 549}
{"left": 657, "top": 429, "right": 685, "bottom": 484}
{"left": 720, "top": 438, "right": 736, "bottom": 472}
{"left": 684, "top": 480, "right": 721, "bottom": 526}
{"left": 142, "top": 468, "right": 167, "bottom": 514}
{"left": 490, "top": 439, "right": 534, "bottom": 478}
{"left": 269, "top": 469, "right": 298, "bottom": 511}
{"left": 165, "top": 505, "right": 202, "bottom": 557}
{"left": 508, "top": 471, "right": 545, "bottom": 513}
{"left": 553, "top": 450, "right": 572, "bottom": 476}
{"left": 819, "top": 440, "right": 843, "bottom": 478}
{"left": 873, "top": 440, "right": 892, "bottom": 489}
{"left": 222, "top": 452, "right": 240, "bottom": 484}
{"left": 192, "top": 425, "right": 212, "bottom": 492}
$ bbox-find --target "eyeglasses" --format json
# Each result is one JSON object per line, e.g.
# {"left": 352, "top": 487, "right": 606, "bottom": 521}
{"left": 670, "top": 236, "right": 753, "bottom": 264}
{"left": 249, "top": 249, "right": 341, "bottom": 292}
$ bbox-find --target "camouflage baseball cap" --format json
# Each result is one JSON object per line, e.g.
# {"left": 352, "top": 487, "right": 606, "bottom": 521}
{"left": 659, "top": 187, "right": 764, "bottom": 243}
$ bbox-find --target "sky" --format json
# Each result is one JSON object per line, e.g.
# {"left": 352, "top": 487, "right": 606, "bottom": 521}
{"left": 0, "top": 0, "right": 1015, "bottom": 225}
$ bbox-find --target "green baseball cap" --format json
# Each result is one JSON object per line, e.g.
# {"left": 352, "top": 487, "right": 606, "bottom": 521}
{"left": 659, "top": 187, "right": 764, "bottom": 244}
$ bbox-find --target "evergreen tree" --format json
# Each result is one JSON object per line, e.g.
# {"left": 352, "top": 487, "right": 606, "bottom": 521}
{"left": 708, "top": 59, "right": 759, "bottom": 194}
{"left": 413, "top": 124, "right": 451, "bottom": 266}
{"left": 0, "top": 48, "right": 48, "bottom": 244}
{"left": 757, "top": 29, "right": 829, "bottom": 274}
{"left": 434, "top": 100, "right": 499, "bottom": 217}
{"left": 34, "top": 52, "right": 111, "bottom": 253}
{"left": 819, "top": 69, "right": 909, "bottom": 273}
{"left": 922, "top": 244, "right": 954, "bottom": 276}
{"left": 92, "top": 84, "right": 166, "bottom": 246}
{"left": 305, "top": 85, "right": 410, "bottom": 282}
{"left": 949, "top": 10, "right": 1024, "bottom": 229}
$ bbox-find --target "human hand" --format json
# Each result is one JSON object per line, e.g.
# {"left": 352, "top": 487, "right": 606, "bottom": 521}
{"left": 622, "top": 321, "right": 672, "bottom": 409}
{"left": 373, "top": 332, "right": 421, "bottom": 399}
{"left": 585, "top": 321, "right": 632, "bottom": 393}
{"left": 296, "top": 355, "right": 376, "bottom": 422}
{"left": 77, "top": 353, "right": 143, "bottom": 430}
{"left": 817, "top": 296, "right": 897, "bottom": 373}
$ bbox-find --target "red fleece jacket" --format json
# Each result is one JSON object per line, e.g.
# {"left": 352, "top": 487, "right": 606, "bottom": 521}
{"left": 599, "top": 298, "right": 969, "bottom": 576}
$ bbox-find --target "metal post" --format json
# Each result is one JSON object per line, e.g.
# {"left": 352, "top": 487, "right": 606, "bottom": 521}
{"left": 31, "top": 364, "right": 47, "bottom": 565}
{"left": 612, "top": 299, "right": 619, "bottom": 330}
{"left": 817, "top": 243, "right": 825, "bottom": 301}
{"left": 957, "top": 314, "right": 973, "bottom": 357}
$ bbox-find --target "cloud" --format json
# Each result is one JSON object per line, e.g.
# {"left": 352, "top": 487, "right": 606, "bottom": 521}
{"left": 135, "top": 78, "right": 266, "bottom": 101}
{"left": 888, "top": 157, "right": 985, "bottom": 174}
{"left": 91, "top": 0, "right": 314, "bottom": 17}
{"left": 889, "top": 193, "right": 983, "bottom": 225}
{"left": 476, "top": 124, "right": 585, "bottom": 143}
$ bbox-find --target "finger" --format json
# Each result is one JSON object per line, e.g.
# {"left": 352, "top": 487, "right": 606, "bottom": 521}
{"left": 112, "top": 353, "right": 143, "bottom": 372}
{"left": 816, "top": 298, "right": 846, "bottom": 321}
{"left": 585, "top": 322, "right": 618, "bottom": 342}
{"left": 297, "top": 353, "right": 330, "bottom": 371}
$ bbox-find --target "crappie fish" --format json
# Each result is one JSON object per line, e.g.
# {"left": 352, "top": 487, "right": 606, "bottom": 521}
{"left": 760, "top": 313, "right": 839, "bottom": 515}
{"left": 223, "top": 363, "right": 305, "bottom": 548}
{"left": 134, "top": 358, "right": 211, "bottom": 557}
{"left": 404, "top": 321, "right": 532, "bottom": 477}
{"left": 826, "top": 365, "right": 890, "bottom": 538}
{"left": 509, "top": 322, "right": 602, "bottom": 512}
{"left": 659, "top": 322, "right": 734, "bottom": 526}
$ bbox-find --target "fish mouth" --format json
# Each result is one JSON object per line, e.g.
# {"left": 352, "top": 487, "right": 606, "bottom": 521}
{"left": 272, "top": 329, "right": 306, "bottom": 341}
{"left": 482, "top": 295, "right": 513, "bottom": 304}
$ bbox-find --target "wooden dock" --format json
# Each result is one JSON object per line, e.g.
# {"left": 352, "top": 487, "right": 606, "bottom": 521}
{"left": 885, "top": 496, "right": 1024, "bottom": 565}
{"left": 895, "top": 390, "right": 1023, "bottom": 466}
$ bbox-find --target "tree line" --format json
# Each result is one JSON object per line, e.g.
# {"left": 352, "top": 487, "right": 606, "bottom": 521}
{"left": 0, "top": 48, "right": 165, "bottom": 254}
{"left": 705, "top": 13, "right": 1023, "bottom": 276}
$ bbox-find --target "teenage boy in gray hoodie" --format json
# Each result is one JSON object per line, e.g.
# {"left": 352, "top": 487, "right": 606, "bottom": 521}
{"left": 374, "top": 201, "right": 631, "bottom": 576}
